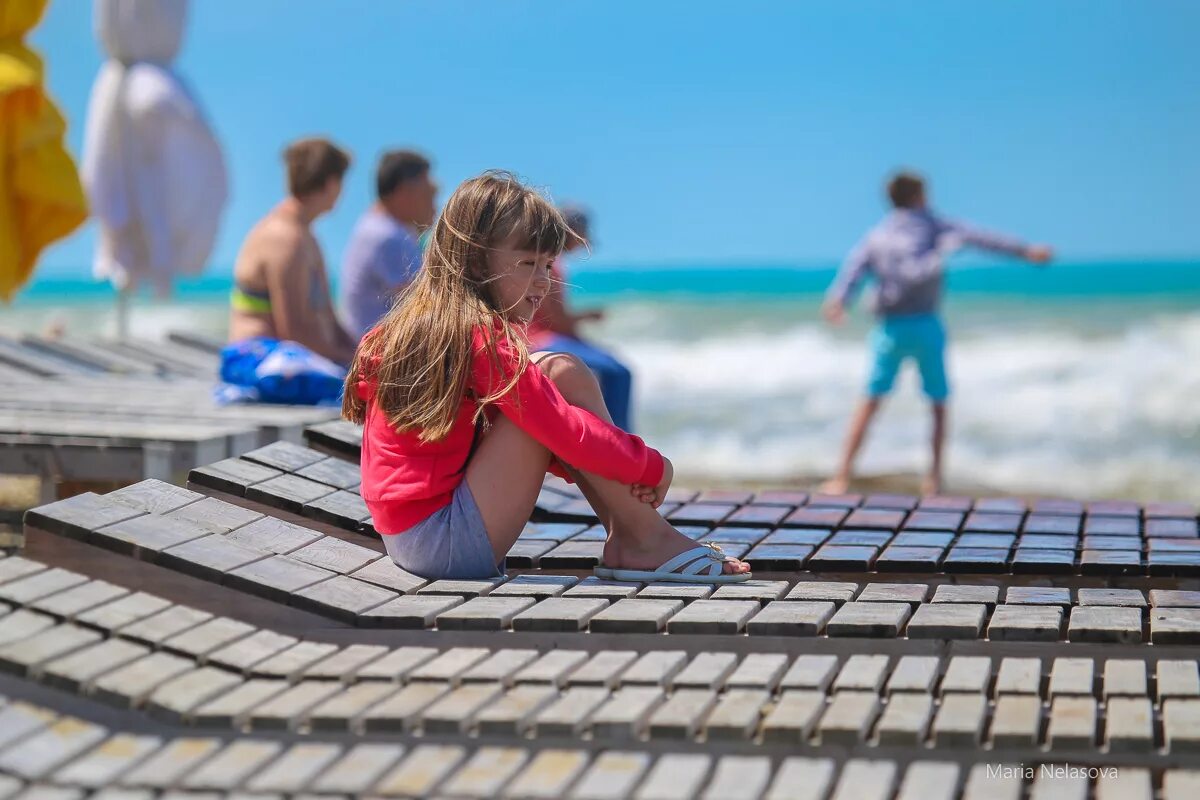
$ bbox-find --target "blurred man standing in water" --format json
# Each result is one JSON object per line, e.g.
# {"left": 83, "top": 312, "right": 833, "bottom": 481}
{"left": 339, "top": 150, "right": 438, "bottom": 340}
{"left": 822, "top": 171, "right": 1053, "bottom": 495}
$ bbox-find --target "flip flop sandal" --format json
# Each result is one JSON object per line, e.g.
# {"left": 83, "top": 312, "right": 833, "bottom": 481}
{"left": 604, "top": 542, "right": 751, "bottom": 584}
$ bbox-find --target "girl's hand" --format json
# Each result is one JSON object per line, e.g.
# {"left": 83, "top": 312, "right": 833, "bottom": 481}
{"left": 630, "top": 456, "right": 674, "bottom": 508}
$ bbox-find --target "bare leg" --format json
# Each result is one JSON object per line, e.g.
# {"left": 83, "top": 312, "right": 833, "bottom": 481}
{"left": 468, "top": 352, "right": 748, "bottom": 574}
{"left": 821, "top": 397, "right": 882, "bottom": 494}
{"left": 923, "top": 402, "right": 947, "bottom": 495}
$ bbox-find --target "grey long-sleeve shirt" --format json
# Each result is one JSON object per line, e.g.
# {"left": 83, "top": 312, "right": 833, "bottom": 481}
{"left": 827, "top": 209, "right": 1030, "bottom": 317}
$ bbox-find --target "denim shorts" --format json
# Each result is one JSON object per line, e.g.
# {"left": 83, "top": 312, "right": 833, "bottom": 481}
{"left": 867, "top": 313, "right": 949, "bottom": 402}
{"left": 382, "top": 482, "right": 503, "bottom": 580}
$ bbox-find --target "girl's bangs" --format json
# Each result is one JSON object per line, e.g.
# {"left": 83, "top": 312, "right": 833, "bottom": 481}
{"left": 503, "top": 195, "right": 569, "bottom": 255}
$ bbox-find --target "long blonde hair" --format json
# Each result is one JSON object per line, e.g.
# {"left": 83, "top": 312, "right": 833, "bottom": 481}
{"left": 342, "top": 171, "right": 572, "bottom": 441}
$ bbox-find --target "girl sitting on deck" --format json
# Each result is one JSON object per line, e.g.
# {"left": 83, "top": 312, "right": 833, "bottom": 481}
{"left": 342, "top": 171, "right": 750, "bottom": 584}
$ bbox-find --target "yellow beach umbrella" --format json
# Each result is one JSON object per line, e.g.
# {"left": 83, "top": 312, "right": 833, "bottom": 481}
{"left": 0, "top": 0, "right": 88, "bottom": 302}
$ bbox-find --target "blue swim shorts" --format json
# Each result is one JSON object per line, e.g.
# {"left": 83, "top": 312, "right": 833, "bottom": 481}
{"left": 866, "top": 313, "right": 949, "bottom": 402}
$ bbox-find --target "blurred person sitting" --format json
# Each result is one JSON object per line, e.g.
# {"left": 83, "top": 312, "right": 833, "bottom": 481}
{"left": 222, "top": 137, "right": 357, "bottom": 404}
{"left": 339, "top": 149, "right": 438, "bottom": 340}
{"left": 527, "top": 206, "right": 635, "bottom": 431}
{"left": 821, "top": 171, "right": 1053, "bottom": 494}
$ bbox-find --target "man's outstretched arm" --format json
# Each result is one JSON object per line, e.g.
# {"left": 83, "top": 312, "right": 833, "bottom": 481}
{"left": 944, "top": 219, "right": 1054, "bottom": 263}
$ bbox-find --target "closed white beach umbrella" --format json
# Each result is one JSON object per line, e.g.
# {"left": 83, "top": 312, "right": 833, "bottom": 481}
{"left": 81, "top": 0, "right": 227, "bottom": 334}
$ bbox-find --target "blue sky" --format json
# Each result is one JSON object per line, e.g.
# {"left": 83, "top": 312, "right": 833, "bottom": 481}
{"left": 31, "top": 0, "right": 1200, "bottom": 278}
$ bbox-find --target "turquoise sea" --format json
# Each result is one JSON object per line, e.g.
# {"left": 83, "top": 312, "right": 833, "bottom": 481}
{"left": 5, "top": 259, "right": 1200, "bottom": 501}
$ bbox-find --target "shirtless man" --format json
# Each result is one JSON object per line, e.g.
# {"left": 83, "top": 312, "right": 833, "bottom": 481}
{"left": 229, "top": 137, "right": 358, "bottom": 366}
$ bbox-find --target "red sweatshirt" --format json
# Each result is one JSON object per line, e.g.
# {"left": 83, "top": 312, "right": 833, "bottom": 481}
{"left": 357, "top": 324, "right": 664, "bottom": 534}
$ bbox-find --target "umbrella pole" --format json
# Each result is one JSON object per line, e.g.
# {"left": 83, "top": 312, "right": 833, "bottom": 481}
{"left": 116, "top": 286, "right": 130, "bottom": 341}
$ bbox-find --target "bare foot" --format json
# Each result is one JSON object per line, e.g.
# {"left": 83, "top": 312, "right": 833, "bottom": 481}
{"left": 819, "top": 476, "right": 850, "bottom": 495}
{"left": 921, "top": 473, "right": 942, "bottom": 496}
{"left": 602, "top": 524, "right": 751, "bottom": 576}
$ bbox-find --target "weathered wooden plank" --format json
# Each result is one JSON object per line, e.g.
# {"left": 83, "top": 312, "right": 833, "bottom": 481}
{"left": 188, "top": 679, "right": 290, "bottom": 726}
{"left": 0, "top": 568, "right": 87, "bottom": 606}
{"left": 206, "top": 630, "right": 298, "bottom": 674}
{"left": 354, "top": 645, "right": 439, "bottom": 681}
{"left": 0, "top": 716, "right": 109, "bottom": 780}
{"left": 726, "top": 653, "right": 789, "bottom": 690}
{"left": 931, "top": 693, "right": 988, "bottom": 746}
{"left": 408, "top": 646, "right": 490, "bottom": 684}
{"left": 588, "top": 686, "right": 665, "bottom": 739}
{"left": 514, "top": 650, "right": 589, "bottom": 687}
{"left": 666, "top": 600, "right": 759, "bottom": 635}
{"left": 875, "top": 692, "right": 934, "bottom": 745}
{"left": 886, "top": 656, "right": 939, "bottom": 695}
{"left": 25, "top": 493, "right": 144, "bottom": 540}
{"left": 247, "top": 681, "right": 344, "bottom": 730}
{"left": 512, "top": 597, "right": 609, "bottom": 632}
{"left": 746, "top": 601, "right": 834, "bottom": 636}
{"left": 310, "top": 743, "right": 406, "bottom": 795}
{"left": 421, "top": 683, "right": 505, "bottom": 734}
{"left": 895, "top": 762, "right": 960, "bottom": 800}
{"left": 633, "top": 753, "right": 711, "bottom": 800}
{"left": 75, "top": 592, "right": 171, "bottom": 633}
{"left": 53, "top": 733, "right": 162, "bottom": 789}
{"left": 178, "top": 739, "right": 284, "bottom": 790}
{"left": 533, "top": 686, "right": 611, "bottom": 736}
{"left": 818, "top": 691, "right": 880, "bottom": 744}
{"left": 994, "top": 657, "right": 1041, "bottom": 697}
{"left": 224, "top": 516, "right": 322, "bottom": 555}
{"left": 117, "top": 606, "right": 212, "bottom": 647}
{"left": 828, "top": 759, "right": 897, "bottom": 800}
{"left": 670, "top": 652, "right": 738, "bottom": 690}
{"left": 117, "top": 737, "right": 222, "bottom": 788}
{"left": 225, "top": 555, "right": 337, "bottom": 604}
{"left": 29, "top": 580, "right": 129, "bottom": 621}
{"left": 1106, "top": 696, "right": 1154, "bottom": 752}
{"left": 0, "top": 608, "right": 56, "bottom": 646}
{"left": 0, "top": 624, "right": 102, "bottom": 677}
{"left": 589, "top": 598, "right": 684, "bottom": 634}
{"left": 1048, "top": 657, "right": 1094, "bottom": 697}
{"left": 158, "top": 535, "right": 270, "bottom": 583}
{"left": 439, "top": 746, "right": 530, "bottom": 799}
{"left": 359, "top": 594, "right": 463, "bottom": 628}
{"left": 373, "top": 743, "right": 466, "bottom": 797}
{"left": 161, "top": 617, "right": 255, "bottom": 661}
{"left": 248, "top": 641, "right": 339, "bottom": 681}
{"left": 764, "top": 757, "right": 835, "bottom": 800}
{"left": 940, "top": 656, "right": 991, "bottom": 695}
{"left": 108, "top": 480, "right": 205, "bottom": 515}
{"left": 307, "top": 681, "right": 400, "bottom": 729}
{"left": 461, "top": 649, "right": 539, "bottom": 686}
{"left": 826, "top": 602, "right": 910, "bottom": 637}
{"left": 619, "top": 651, "right": 688, "bottom": 687}
{"left": 436, "top": 596, "right": 537, "bottom": 631}
{"left": 162, "top": 496, "right": 262, "bottom": 535}
{"left": 1045, "top": 696, "right": 1097, "bottom": 747}
{"left": 91, "top": 652, "right": 196, "bottom": 708}
{"left": 568, "top": 650, "right": 638, "bottom": 688}
{"left": 647, "top": 689, "right": 718, "bottom": 739}
{"left": 834, "top": 654, "right": 890, "bottom": 693}
{"left": 705, "top": 688, "right": 769, "bottom": 740}
{"left": 244, "top": 742, "right": 344, "bottom": 793}
{"left": 359, "top": 683, "right": 450, "bottom": 733}
{"left": 990, "top": 695, "right": 1043, "bottom": 747}
{"left": 779, "top": 654, "right": 838, "bottom": 692}
{"left": 475, "top": 684, "right": 558, "bottom": 735}
{"left": 760, "top": 690, "right": 824, "bottom": 743}
{"left": 1163, "top": 699, "right": 1200, "bottom": 753}
{"left": 145, "top": 667, "right": 246, "bottom": 723}
{"left": 41, "top": 638, "right": 151, "bottom": 692}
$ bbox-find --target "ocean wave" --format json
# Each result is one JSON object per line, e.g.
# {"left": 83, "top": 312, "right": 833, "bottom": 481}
{"left": 603, "top": 308, "right": 1200, "bottom": 501}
